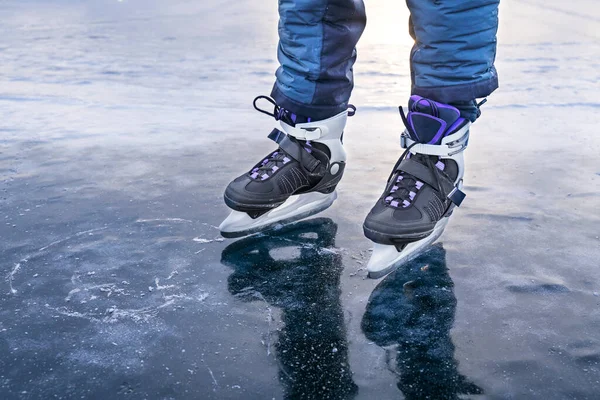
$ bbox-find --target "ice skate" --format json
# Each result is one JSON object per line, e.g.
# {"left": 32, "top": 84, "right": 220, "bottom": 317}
{"left": 364, "top": 95, "right": 471, "bottom": 278}
{"left": 219, "top": 96, "right": 353, "bottom": 238}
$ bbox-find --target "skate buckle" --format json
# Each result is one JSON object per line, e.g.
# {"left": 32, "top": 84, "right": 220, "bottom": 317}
{"left": 300, "top": 127, "right": 322, "bottom": 141}
{"left": 447, "top": 187, "right": 466, "bottom": 207}
{"left": 400, "top": 133, "right": 409, "bottom": 149}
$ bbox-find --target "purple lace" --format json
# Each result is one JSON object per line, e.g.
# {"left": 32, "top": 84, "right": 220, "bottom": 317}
{"left": 384, "top": 159, "right": 446, "bottom": 208}
{"left": 248, "top": 143, "right": 314, "bottom": 181}
{"left": 249, "top": 96, "right": 320, "bottom": 181}
{"left": 249, "top": 151, "right": 291, "bottom": 181}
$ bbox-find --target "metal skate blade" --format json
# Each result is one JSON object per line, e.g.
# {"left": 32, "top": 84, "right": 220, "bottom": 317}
{"left": 219, "top": 191, "right": 337, "bottom": 238}
{"left": 366, "top": 217, "right": 450, "bottom": 279}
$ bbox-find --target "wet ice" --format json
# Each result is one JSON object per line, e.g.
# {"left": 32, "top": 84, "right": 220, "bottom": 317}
{"left": 1, "top": 0, "right": 600, "bottom": 399}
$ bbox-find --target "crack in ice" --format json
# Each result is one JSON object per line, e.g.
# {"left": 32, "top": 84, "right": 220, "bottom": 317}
{"left": 7, "top": 227, "right": 108, "bottom": 295}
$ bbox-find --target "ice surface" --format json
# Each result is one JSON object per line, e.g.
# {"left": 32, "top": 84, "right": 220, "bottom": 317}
{"left": 1, "top": 0, "right": 600, "bottom": 399}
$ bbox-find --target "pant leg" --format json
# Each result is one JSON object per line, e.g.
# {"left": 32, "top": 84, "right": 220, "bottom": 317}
{"left": 271, "top": 0, "right": 367, "bottom": 120}
{"left": 406, "top": 0, "right": 500, "bottom": 114}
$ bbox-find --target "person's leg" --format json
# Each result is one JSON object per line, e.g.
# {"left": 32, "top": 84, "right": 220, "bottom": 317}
{"left": 407, "top": 0, "right": 500, "bottom": 121}
{"left": 363, "top": 0, "right": 500, "bottom": 277}
{"left": 219, "top": 0, "right": 367, "bottom": 237}
{"left": 271, "top": 0, "right": 367, "bottom": 120}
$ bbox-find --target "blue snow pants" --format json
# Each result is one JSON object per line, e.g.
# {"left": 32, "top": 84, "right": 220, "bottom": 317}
{"left": 271, "top": 0, "right": 500, "bottom": 122}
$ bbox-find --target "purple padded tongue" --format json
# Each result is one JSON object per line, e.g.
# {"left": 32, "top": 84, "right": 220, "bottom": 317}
{"left": 407, "top": 95, "right": 465, "bottom": 145}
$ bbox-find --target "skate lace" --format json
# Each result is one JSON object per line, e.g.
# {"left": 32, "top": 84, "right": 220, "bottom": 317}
{"left": 254, "top": 95, "right": 288, "bottom": 121}
{"left": 249, "top": 138, "right": 321, "bottom": 181}
{"left": 253, "top": 95, "right": 313, "bottom": 125}
{"left": 249, "top": 95, "right": 346, "bottom": 182}
{"left": 253, "top": 95, "right": 356, "bottom": 125}
{"left": 249, "top": 149, "right": 293, "bottom": 181}
{"left": 383, "top": 107, "right": 447, "bottom": 208}
{"left": 248, "top": 95, "right": 356, "bottom": 182}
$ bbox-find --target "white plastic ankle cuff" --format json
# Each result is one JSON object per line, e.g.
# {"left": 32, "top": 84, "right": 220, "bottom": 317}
{"left": 280, "top": 109, "right": 348, "bottom": 141}
{"left": 401, "top": 123, "right": 470, "bottom": 157}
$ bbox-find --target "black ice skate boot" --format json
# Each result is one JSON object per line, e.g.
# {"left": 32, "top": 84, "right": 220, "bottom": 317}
{"left": 364, "top": 95, "right": 471, "bottom": 278}
{"left": 219, "top": 96, "right": 354, "bottom": 238}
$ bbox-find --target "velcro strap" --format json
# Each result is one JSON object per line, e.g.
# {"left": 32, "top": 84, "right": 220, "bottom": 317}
{"left": 268, "top": 129, "right": 320, "bottom": 172}
{"left": 448, "top": 187, "right": 466, "bottom": 206}
{"left": 268, "top": 128, "right": 286, "bottom": 144}
{"left": 398, "top": 159, "right": 455, "bottom": 197}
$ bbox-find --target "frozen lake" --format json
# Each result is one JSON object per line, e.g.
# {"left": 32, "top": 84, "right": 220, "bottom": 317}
{"left": 1, "top": 0, "right": 599, "bottom": 398}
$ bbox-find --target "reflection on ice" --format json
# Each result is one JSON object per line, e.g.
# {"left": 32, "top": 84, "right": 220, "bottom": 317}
{"left": 221, "top": 218, "right": 358, "bottom": 400}
{"left": 362, "top": 244, "right": 482, "bottom": 399}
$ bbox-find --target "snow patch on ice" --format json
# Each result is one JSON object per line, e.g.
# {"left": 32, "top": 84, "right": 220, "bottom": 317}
{"left": 166, "top": 270, "right": 179, "bottom": 280}
{"left": 135, "top": 218, "right": 192, "bottom": 223}
{"left": 6, "top": 263, "right": 21, "bottom": 294}
{"left": 154, "top": 278, "right": 176, "bottom": 291}
{"left": 202, "top": 222, "right": 220, "bottom": 230}
{"left": 193, "top": 236, "right": 225, "bottom": 244}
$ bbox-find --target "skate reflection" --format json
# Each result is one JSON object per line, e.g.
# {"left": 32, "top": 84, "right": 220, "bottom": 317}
{"left": 221, "top": 218, "right": 357, "bottom": 400}
{"left": 361, "top": 244, "right": 483, "bottom": 399}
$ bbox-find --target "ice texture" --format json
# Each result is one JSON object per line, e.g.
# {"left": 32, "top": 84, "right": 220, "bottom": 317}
{"left": 1, "top": 0, "right": 599, "bottom": 399}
